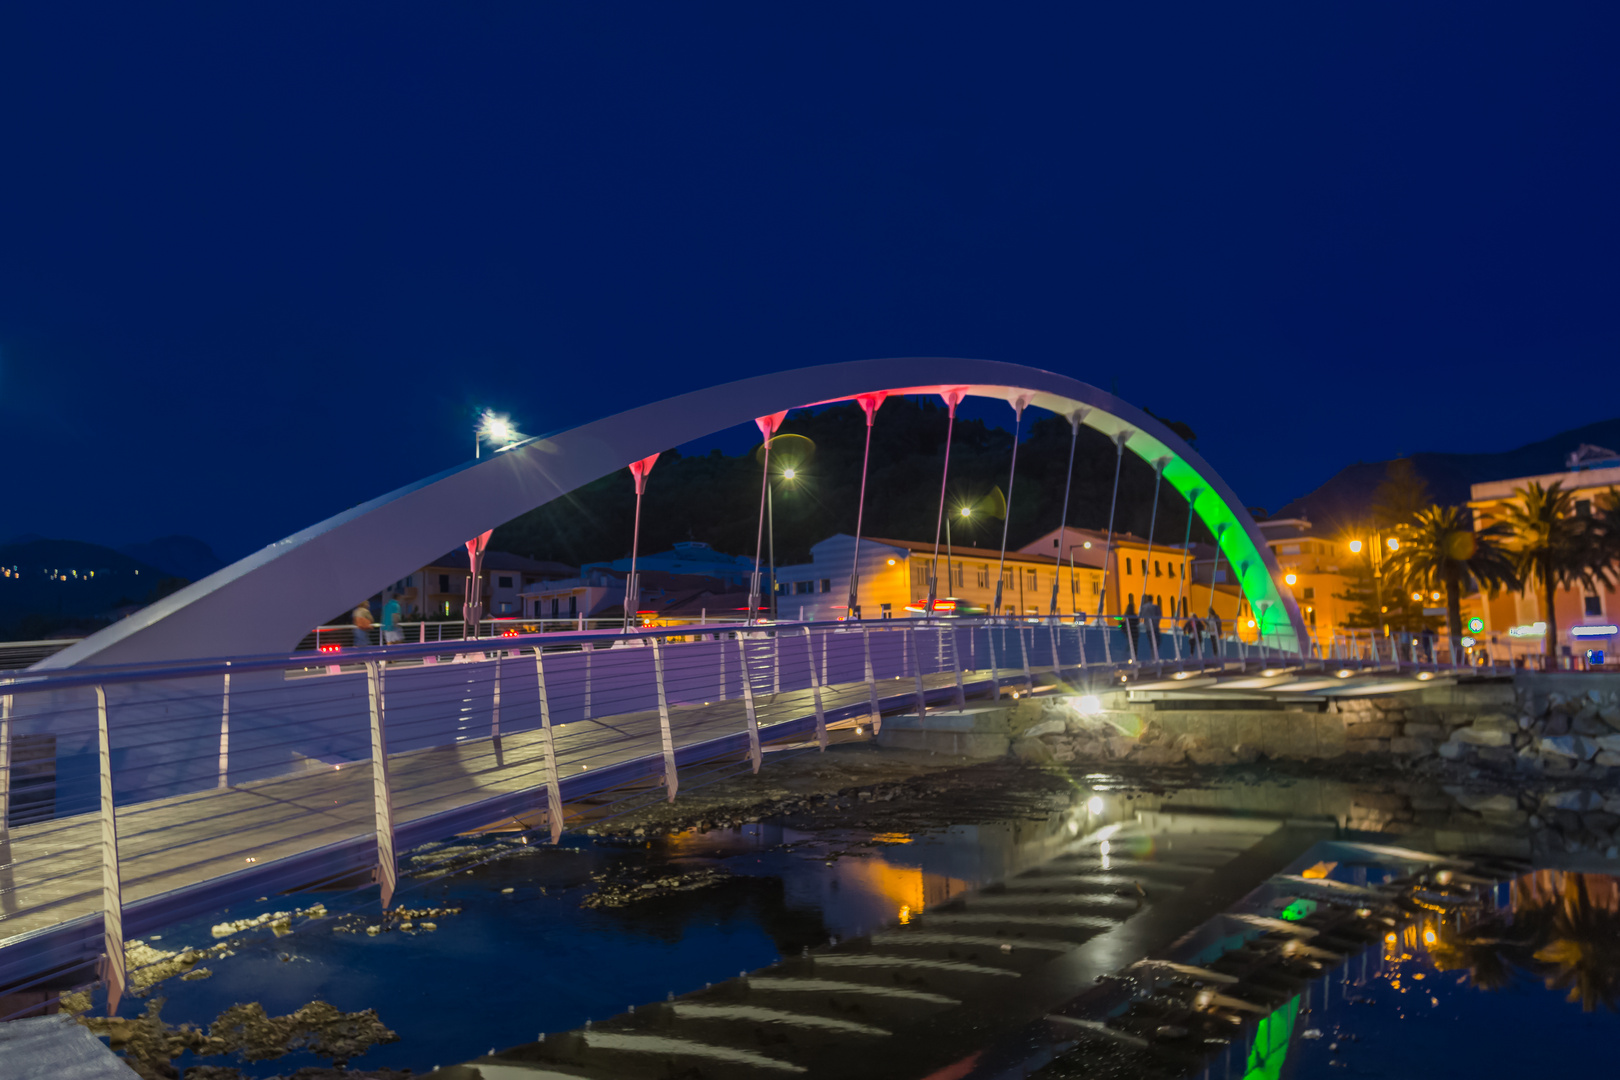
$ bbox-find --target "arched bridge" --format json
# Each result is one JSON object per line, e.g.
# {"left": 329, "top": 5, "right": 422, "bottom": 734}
{"left": 1, "top": 358, "right": 1471, "bottom": 1014}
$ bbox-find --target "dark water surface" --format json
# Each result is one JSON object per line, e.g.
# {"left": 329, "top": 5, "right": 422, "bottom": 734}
{"left": 106, "top": 773, "right": 1620, "bottom": 1078}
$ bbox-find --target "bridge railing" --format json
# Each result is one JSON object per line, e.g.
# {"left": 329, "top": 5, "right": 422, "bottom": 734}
{"left": 0, "top": 614, "right": 1476, "bottom": 1007}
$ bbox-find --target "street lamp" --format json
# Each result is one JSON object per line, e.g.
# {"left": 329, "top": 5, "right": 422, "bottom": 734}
{"left": 475, "top": 410, "right": 520, "bottom": 459}
{"left": 755, "top": 433, "right": 814, "bottom": 621}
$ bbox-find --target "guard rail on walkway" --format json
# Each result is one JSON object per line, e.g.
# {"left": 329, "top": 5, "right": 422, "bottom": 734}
{"left": 0, "top": 615, "right": 1475, "bottom": 1011}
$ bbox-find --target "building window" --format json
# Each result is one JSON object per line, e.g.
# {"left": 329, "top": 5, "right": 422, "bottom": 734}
{"left": 1026, "top": 569, "right": 1038, "bottom": 591}
{"left": 1125, "top": 557, "right": 1133, "bottom": 575}
{"left": 551, "top": 598, "right": 559, "bottom": 618}
{"left": 1154, "top": 560, "right": 1162, "bottom": 577}
{"left": 1281, "top": 543, "right": 1300, "bottom": 555}
{"left": 976, "top": 564, "right": 989, "bottom": 587}
{"left": 569, "top": 595, "right": 578, "bottom": 616}
{"left": 953, "top": 565, "right": 964, "bottom": 588}
{"left": 438, "top": 574, "right": 450, "bottom": 594}
{"left": 820, "top": 578, "right": 831, "bottom": 593}
{"left": 1586, "top": 595, "right": 1603, "bottom": 616}
{"left": 1308, "top": 608, "right": 1317, "bottom": 626}
{"left": 497, "top": 575, "right": 513, "bottom": 589}
{"left": 1303, "top": 586, "right": 1315, "bottom": 600}
{"left": 1576, "top": 499, "right": 1592, "bottom": 517}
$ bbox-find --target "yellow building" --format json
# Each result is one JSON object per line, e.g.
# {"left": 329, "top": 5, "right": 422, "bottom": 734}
{"left": 1254, "top": 519, "right": 1357, "bottom": 648}
{"left": 1468, "top": 451, "right": 1620, "bottom": 657}
{"left": 774, "top": 533, "right": 1103, "bottom": 620}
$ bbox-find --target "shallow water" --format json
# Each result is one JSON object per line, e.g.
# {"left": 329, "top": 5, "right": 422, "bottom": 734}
{"left": 94, "top": 772, "right": 1620, "bottom": 1077}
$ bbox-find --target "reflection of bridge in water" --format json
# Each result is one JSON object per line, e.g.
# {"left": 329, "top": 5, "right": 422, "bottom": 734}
{"left": 0, "top": 358, "right": 1487, "bottom": 1014}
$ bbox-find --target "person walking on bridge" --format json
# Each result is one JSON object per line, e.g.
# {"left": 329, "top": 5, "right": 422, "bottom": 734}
{"left": 1139, "top": 595, "right": 1162, "bottom": 660}
{"left": 352, "top": 600, "right": 376, "bottom": 649}
{"left": 381, "top": 593, "right": 403, "bottom": 645}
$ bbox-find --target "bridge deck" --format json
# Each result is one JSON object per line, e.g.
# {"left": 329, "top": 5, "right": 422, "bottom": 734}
{"left": 0, "top": 667, "right": 996, "bottom": 979}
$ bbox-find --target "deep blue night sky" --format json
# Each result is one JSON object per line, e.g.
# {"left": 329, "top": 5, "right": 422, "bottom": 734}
{"left": 3, "top": 4, "right": 1617, "bottom": 559}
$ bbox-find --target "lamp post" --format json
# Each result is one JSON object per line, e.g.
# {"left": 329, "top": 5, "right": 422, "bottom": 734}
{"left": 1349, "top": 533, "right": 1400, "bottom": 642}
{"left": 754, "top": 433, "right": 814, "bottom": 623}
{"left": 475, "top": 410, "right": 518, "bottom": 459}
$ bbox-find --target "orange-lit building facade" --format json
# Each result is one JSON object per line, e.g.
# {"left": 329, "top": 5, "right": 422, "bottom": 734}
{"left": 1469, "top": 459, "right": 1620, "bottom": 652}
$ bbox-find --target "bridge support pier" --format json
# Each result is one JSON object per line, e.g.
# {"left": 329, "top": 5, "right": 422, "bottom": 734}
{"left": 803, "top": 628, "right": 827, "bottom": 750}
{"left": 95, "top": 686, "right": 125, "bottom": 1016}
{"left": 862, "top": 627, "right": 881, "bottom": 735}
{"left": 366, "top": 662, "right": 397, "bottom": 909}
{"left": 217, "top": 667, "right": 230, "bottom": 789}
{"left": 533, "top": 652, "right": 565, "bottom": 844}
{"left": 651, "top": 639, "right": 683, "bottom": 795}
{"left": 735, "top": 637, "right": 762, "bottom": 773}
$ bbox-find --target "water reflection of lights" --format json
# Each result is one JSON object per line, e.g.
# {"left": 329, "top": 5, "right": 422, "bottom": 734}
{"left": 898, "top": 905, "right": 911, "bottom": 925}
{"left": 1422, "top": 928, "right": 1437, "bottom": 946}
{"left": 1088, "top": 796, "right": 1105, "bottom": 815}
{"left": 1099, "top": 839, "right": 1111, "bottom": 870}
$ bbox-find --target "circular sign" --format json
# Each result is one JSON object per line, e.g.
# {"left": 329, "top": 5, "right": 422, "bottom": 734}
{"left": 1467, "top": 616, "right": 1485, "bottom": 634}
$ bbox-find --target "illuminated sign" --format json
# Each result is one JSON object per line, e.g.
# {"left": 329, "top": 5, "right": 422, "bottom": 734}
{"left": 1570, "top": 624, "right": 1618, "bottom": 639}
{"left": 1467, "top": 616, "right": 1484, "bottom": 634}
{"left": 1508, "top": 622, "right": 1546, "bottom": 638}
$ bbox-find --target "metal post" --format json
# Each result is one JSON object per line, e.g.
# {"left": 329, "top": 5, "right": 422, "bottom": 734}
{"left": 217, "top": 666, "right": 230, "bottom": 789}
{"left": 0, "top": 685, "right": 10, "bottom": 827}
{"left": 652, "top": 637, "right": 684, "bottom": 793}
{"left": 735, "top": 636, "right": 762, "bottom": 773}
{"left": 805, "top": 628, "right": 827, "bottom": 750}
{"left": 491, "top": 653, "right": 502, "bottom": 744}
{"left": 533, "top": 651, "right": 565, "bottom": 844}
{"left": 987, "top": 628, "right": 1000, "bottom": 700}
{"left": 1021, "top": 625, "right": 1033, "bottom": 691}
{"left": 911, "top": 629, "right": 927, "bottom": 717}
{"left": 992, "top": 397, "right": 1028, "bottom": 617}
{"left": 773, "top": 630, "right": 781, "bottom": 694}
{"left": 583, "top": 647, "right": 593, "bottom": 720}
{"left": 950, "top": 626, "right": 966, "bottom": 710}
{"left": 717, "top": 633, "right": 728, "bottom": 701}
{"left": 96, "top": 686, "right": 125, "bottom": 1016}
{"left": 366, "top": 662, "right": 397, "bottom": 909}
{"left": 1048, "top": 410, "right": 1087, "bottom": 616}
{"left": 1049, "top": 622, "right": 1061, "bottom": 676}
{"left": 863, "top": 626, "right": 882, "bottom": 735}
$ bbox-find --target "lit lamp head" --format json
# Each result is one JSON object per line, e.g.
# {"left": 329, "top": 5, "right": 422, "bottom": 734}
{"left": 1284, "top": 573, "right": 1297, "bottom": 585}
{"left": 1348, "top": 539, "right": 1363, "bottom": 553}
{"left": 960, "top": 506, "right": 972, "bottom": 517}
{"left": 1387, "top": 537, "right": 1400, "bottom": 551}
{"left": 781, "top": 467, "right": 796, "bottom": 481}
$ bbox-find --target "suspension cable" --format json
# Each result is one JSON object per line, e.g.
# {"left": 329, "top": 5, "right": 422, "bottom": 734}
{"left": 748, "top": 412, "right": 785, "bottom": 624}
{"left": 1092, "top": 429, "right": 1132, "bottom": 626}
{"left": 1171, "top": 487, "right": 1201, "bottom": 655}
{"left": 1137, "top": 456, "right": 1169, "bottom": 659}
{"left": 1047, "top": 410, "right": 1086, "bottom": 620}
{"left": 991, "top": 396, "right": 1028, "bottom": 618}
{"left": 926, "top": 390, "right": 966, "bottom": 615}
{"left": 844, "top": 393, "right": 885, "bottom": 619}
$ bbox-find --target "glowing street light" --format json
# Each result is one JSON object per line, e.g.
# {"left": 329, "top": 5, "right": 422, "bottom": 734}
{"left": 1348, "top": 539, "right": 1363, "bottom": 553}
{"left": 1284, "top": 573, "right": 1297, "bottom": 585}
{"left": 475, "top": 409, "right": 521, "bottom": 459}
{"left": 1386, "top": 536, "right": 1400, "bottom": 552}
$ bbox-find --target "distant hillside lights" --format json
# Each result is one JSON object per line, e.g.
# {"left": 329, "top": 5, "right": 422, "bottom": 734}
{"left": 0, "top": 566, "right": 125, "bottom": 581}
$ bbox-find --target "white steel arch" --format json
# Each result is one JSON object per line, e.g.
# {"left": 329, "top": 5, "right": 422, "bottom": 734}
{"left": 40, "top": 358, "right": 1306, "bottom": 667}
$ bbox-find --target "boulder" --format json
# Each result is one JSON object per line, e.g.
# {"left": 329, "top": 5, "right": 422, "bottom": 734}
{"left": 1011, "top": 737, "right": 1054, "bottom": 764}
{"left": 1573, "top": 714, "right": 1611, "bottom": 737}
{"left": 1543, "top": 714, "right": 1571, "bottom": 736}
{"left": 1024, "top": 718, "right": 1067, "bottom": 739}
{"left": 1451, "top": 791, "right": 1519, "bottom": 813}
{"left": 1598, "top": 752, "right": 1620, "bottom": 768}
{"left": 1454, "top": 726, "right": 1513, "bottom": 748}
{"left": 1437, "top": 740, "right": 1466, "bottom": 761}
{"left": 1600, "top": 705, "right": 1620, "bottom": 730}
{"left": 1188, "top": 746, "right": 1239, "bottom": 767}
{"left": 1539, "top": 735, "right": 1599, "bottom": 761}
{"left": 1542, "top": 790, "right": 1603, "bottom": 812}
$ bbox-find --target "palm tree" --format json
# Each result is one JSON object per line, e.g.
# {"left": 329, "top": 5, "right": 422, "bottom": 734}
{"left": 1388, "top": 504, "right": 1518, "bottom": 663}
{"left": 1498, "top": 481, "right": 1611, "bottom": 665}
